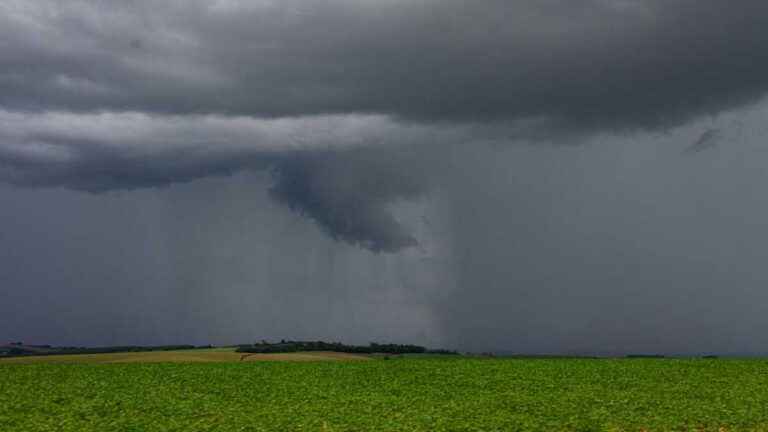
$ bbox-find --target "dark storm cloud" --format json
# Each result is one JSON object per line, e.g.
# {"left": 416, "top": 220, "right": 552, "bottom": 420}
{"left": 269, "top": 149, "right": 424, "bottom": 252}
{"left": 3, "top": 0, "right": 768, "bottom": 128}
{"left": 6, "top": 1, "right": 768, "bottom": 353}
{"left": 3, "top": 0, "right": 768, "bottom": 253}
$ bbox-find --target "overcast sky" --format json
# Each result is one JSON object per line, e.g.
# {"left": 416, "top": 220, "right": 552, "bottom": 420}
{"left": 3, "top": 0, "right": 768, "bottom": 354}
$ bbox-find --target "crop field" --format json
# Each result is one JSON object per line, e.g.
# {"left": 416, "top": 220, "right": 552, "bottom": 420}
{"left": 2, "top": 357, "right": 768, "bottom": 431}
{"left": 0, "top": 348, "right": 371, "bottom": 364}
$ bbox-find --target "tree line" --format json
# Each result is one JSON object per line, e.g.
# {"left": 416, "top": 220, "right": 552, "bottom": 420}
{"left": 236, "top": 340, "right": 457, "bottom": 355}
{"left": 0, "top": 344, "right": 212, "bottom": 358}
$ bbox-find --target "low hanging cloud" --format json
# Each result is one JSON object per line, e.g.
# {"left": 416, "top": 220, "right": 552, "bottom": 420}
{"left": 0, "top": 109, "right": 444, "bottom": 190}
{"left": 3, "top": 0, "right": 768, "bottom": 250}
{"left": 269, "top": 149, "right": 426, "bottom": 253}
{"left": 0, "top": 109, "right": 458, "bottom": 250}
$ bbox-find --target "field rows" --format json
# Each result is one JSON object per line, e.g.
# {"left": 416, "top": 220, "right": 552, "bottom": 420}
{"left": 3, "top": 357, "right": 768, "bottom": 431}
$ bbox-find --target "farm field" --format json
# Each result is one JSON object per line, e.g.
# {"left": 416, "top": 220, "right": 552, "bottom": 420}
{"left": 0, "top": 348, "right": 370, "bottom": 364}
{"left": 2, "top": 357, "right": 768, "bottom": 431}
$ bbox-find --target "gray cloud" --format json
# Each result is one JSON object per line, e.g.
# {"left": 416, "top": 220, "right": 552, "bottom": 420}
{"left": 0, "top": 110, "right": 464, "bottom": 250}
{"left": 269, "top": 149, "right": 425, "bottom": 252}
{"left": 4, "top": 0, "right": 768, "bottom": 252}
{"left": 2, "top": 0, "right": 768, "bottom": 128}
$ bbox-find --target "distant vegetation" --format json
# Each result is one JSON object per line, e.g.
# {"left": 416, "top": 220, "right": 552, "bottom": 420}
{"left": 236, "top": 340, "right": 458, "bottom": 355}
{"left": 1, "top": 341, "right": 458, "bottom": 359}
{"left": 0, "top": 343, "right": 213, "bottom": 358}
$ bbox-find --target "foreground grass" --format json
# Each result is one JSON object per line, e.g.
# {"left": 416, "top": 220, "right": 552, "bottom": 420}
{"left": 0, "top": 348, "right": 371, "bottom": 364}
{"left": 2, "top": 358, "right": 768, "bottom": 431}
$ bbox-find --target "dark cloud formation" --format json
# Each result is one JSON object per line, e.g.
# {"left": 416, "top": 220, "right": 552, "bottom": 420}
{"left": 269, "top": 149, "right": 425, "bottom": 252}
{"left": 2, "top": 0, "right": 768, "bottom": 128}
{"left": 5, "top": 1, "right": 768, "bottom": 353}
{"left": 4, "top": 0, "right": 768, "bottom": 252}
{"left": 0, "top": 110, "right": 459, "bottom": 250}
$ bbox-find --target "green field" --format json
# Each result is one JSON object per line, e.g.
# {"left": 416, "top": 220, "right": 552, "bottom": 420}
{"left": 2, "top": 356, "right": 768, "bottom": 431}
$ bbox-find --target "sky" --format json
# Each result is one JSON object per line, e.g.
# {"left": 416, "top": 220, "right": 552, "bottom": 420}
{"left": 3, "top": 0, "right": 768, "bottom": 354}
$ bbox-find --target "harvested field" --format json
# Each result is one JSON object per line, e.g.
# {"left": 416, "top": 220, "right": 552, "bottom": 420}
{"left": 0, "top": 348, "right": 371, "bottom": 364}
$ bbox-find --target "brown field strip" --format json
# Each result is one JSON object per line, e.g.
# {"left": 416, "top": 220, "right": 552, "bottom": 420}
{"left": 0, "top": 349, "right": 372, "bottom": 364}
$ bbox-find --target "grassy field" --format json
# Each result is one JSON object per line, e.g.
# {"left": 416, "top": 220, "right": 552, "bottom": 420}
{"left": 0, "top": 348, "right": 370, "bottom": 364}
{"left": 2, "top": 356, "right": 768, "bottom": 431}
